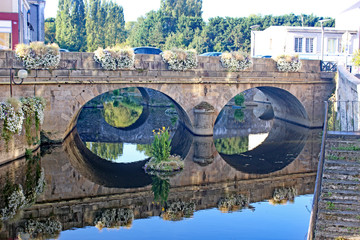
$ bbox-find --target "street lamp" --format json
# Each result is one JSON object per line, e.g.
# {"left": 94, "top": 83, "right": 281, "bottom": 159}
{"left": 319, "top": 19, "right": 331, "bottom": 61}
{"left": 10, "top": 69, "right": 28, "bottom": 97}
{"left": 250, "top": 25, "right": 260, "bottom": 58}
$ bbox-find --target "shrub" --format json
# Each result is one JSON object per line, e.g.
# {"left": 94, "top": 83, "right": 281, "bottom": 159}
{"left": 220, "top": 51, "right": 252, "bottom": 71}
{"left": 161, "top": 48, "right": 198, "bottom": 71}
{"left": 274, "top": 54, "right": 302, "bottom": 72}
{"left": 94, "top": 46, "right": 135, "bottom": 70}
{"left": 15, "top": 42, "right": 60, "bottom": 69}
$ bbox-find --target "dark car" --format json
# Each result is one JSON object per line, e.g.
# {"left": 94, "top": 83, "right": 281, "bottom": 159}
{"left": 133, "top": 47, "right": 162, "bottom": 55}
{"left": 59, "top": 48, "right": 69, "bottom": 52}
{"left": 199, "top": 52, "right": 222, "bottom": 56}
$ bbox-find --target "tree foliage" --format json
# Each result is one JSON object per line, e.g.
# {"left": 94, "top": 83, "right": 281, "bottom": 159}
{"left": 44, "top": 18, "right": 56, "bottom": 44}
{"left": 52, "top": 0, "right": 334, "bottom": 54}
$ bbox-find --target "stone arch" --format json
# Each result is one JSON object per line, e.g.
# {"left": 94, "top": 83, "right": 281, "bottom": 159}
{"left": 47, "top": 84, "right": 193, "bottom": 143}
{"left": 213, "top": 85, "right": 310, "bottom": 128}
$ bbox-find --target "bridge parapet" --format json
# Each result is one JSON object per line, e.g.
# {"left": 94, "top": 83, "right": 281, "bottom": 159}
{"left": 0, "top": 51, "right": 335, "bottom": 142}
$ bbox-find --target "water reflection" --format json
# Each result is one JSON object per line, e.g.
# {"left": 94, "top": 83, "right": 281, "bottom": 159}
{"left": 0, "top": 88, "right": 323, "bottom": 239}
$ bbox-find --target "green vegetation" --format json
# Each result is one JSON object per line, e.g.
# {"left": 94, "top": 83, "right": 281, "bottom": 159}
{"left": 103, "top": 98, "right": 143, "bottom": 128}
{"left": 144, "top": 128, "right": 184, "bottom": 174}
{"left": 214, "top": 137, "right": 248, "bottom": 155}
{"left": 44, "top": 18, "right": 56, "bottom": 44}
{"left": 332, "top": 145, "right": 360, "bottom": 151}
{"left": 47, "top": 0, "right": 334, "bottom": 53}
{"left": 136, "top": 144, "right": 152, "bottom": 157}
{"left": 326, "top": 201, "right": 336, "bottom": 210}
{"left": 352, "top": 49, "right": 360, "bottom": 67}
{"left": 85, "top": 142, "right": 123, "bottom": 161}
{"left": 151, "top": 176, "right": 170, "bottom": 204}
{"left": 327, "top": 155, "right": 345, "bottom": 160}
{"left": 234, "top": 94, "right": 245, "bottom": 106}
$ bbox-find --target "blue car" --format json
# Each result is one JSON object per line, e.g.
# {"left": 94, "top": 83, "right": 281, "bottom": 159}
{"left": 133, "top": 47, "right": 162, "bottom": 55}
{"left": 199, "top": 52, "right": 222, "bottom": 56}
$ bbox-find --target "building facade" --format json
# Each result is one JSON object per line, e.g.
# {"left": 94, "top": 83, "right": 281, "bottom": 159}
{"left": 0, "top": 0, "right": 45, "bottom": 50}
{"left": 251, "top": 1, "right": 360, "bottom": 68}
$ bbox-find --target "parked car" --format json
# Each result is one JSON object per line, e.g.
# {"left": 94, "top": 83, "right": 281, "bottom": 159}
{"left": 59, "top": 48, "right": 69, "bottom": 52}
{"left": 133, "top": 47, "right": 162, "bottom": 55}
{"left": 199, "top": 52, "right": 222, "bottom": 56}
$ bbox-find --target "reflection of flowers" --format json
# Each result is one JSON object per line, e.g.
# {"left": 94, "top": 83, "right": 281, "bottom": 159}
{"left": 161, "top": 201, "right": 196, "bottom": 221}
{"left": 94, "top": 208, "right": 134, "bottom": 230}
{"left": 270, "top": 187, "right": 297, "bottom": 205}
{"left": 20, "top": 218, "right": 62, "bottom": 240}
{"left": 0, "top": 185, "right": 26, "bottom": 221}
{"left": 218, "top": 194, "right": 249, "bottom": 213}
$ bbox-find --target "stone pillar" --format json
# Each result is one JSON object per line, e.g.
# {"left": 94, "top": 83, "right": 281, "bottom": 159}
{"left": 192, "top": 102, "right": 216, "bottom": 136}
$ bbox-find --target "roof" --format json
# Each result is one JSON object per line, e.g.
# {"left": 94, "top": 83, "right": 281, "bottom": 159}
{"left": 263, "top": 26, "right": 357, "bottom": 34}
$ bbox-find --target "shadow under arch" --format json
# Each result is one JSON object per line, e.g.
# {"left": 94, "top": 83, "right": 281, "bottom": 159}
{"left": 256, "top": 86, "right": 310, "bottom": 127}
{"left": 64, "top": 127, "right": 153, "bottom": 188}
{"left": 219, "top": 119, "right": 309, "bottom": 174}
{"left": 64, "top": 124, "right": 194, "bottom": 188}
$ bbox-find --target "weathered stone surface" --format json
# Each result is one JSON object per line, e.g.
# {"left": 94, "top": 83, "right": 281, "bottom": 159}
{"left": 0, "top": 51, "right": 335, "bottom": 142}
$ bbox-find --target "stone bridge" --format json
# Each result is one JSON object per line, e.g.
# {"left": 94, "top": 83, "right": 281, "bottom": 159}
{"left": 0, "top": 51, "right": 335, "bottom": 142}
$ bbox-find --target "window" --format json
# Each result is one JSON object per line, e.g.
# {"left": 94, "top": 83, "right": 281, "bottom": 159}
{"left": 305, "top": 38, "right": 314, "bottom": 53}
{"left": 0, "top": 20, "right": 12, "bottom": 49}
{"left": 294, "top": 37, "right": 303, "bottom": 52}
{"left": 327, "top": 38, "right": 337, "bottom": 54}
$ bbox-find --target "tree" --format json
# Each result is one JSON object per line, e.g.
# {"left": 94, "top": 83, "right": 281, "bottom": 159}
{"left": 103, "top": 1, "right": 126, "bottom": 47}
{"left": 85, "top": 0, "right": 103, "bottom": 51}
{"left": 44, "top": 18, "right": 56, "bottom": 44}
{"left": 55, "top": 0, "right": 86, "bottom": 51}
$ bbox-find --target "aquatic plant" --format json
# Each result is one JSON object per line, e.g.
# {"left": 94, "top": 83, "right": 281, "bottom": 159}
{"left": 15, "top": 42, "right": 60, "bottom": 69}
{"left": 220, "top": 51, "right": 252, "bottom": 71}
{"left": 94, "top": 208, "right": 134, "bottom": 230}
{"left": 274, "top": 54, "right": 302, "bottom": 72}
{"left": 161, "top": 48, "right": 198, "bottom": 71}
{"left": 94, "top": 46, "right": 135, "bottom": 70}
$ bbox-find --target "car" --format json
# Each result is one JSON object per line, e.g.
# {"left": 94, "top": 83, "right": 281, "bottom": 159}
{"left": 199, "top": 52, "right": 222, "bottom": 56}
{"left": 133, "top": 47, "right": 162, "bottom": 55}
{"left": 59, "top": 48, "right": 69, "bottom": 52}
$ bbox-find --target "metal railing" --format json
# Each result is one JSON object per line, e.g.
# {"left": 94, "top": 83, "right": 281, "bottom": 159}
{"left": 320, "top": 61, "right": 337, "bottom": 72}
{"left": 327, "top": 101, "right": 360, "bottom": 133}
{"left": 307, "top": 101, "right": 329, "bottom": 240}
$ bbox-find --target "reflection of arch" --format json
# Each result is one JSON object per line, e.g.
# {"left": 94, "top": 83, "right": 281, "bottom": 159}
{"left": 65, "top": 128, "right": 152, "bottom": 188}
{"left": 65, "top": 124, "right": 193, "bottom": 188}
{"left": 219, "top": 120, "right": 309, "bottom": 174}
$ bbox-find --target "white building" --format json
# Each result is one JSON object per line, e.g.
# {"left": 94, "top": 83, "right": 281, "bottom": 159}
{"left": 251, "top": 1, "right": 360, "bottom": 67}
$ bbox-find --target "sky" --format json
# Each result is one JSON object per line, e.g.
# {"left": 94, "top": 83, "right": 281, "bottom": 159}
{"left": 44, "top": 0, "right": 359, "bottom": 22}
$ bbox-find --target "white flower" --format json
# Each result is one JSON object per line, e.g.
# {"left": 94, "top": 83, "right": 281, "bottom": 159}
{"left": 161, "top": 49, "right": 198, "bottom": 71}
{"left": 94, "top": 46, "right": 135, "bottom": 70}
{"left": 220, "top": 51, "right": 252, "bottom": 71}
{"left": 0, "top": 185, "right": 26, "bottom": 221}
{"left": 274, "top": 55, "right": 302, "bottom": 72}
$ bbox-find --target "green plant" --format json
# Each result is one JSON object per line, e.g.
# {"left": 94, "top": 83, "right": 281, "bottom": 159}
{"left": 151, "top": 127, "right": 171, "bottom": 163}
{"left": 352, "top": 49, "right": 360, "bottom": 67}
{"left": 326, "top": 201, "right": 336, "bottom": 210}
{"left": 234, "top": 94, "right": 245, "bottom": 106}
{"left": 151, "top": 176, "right": 170, "bottom": 204}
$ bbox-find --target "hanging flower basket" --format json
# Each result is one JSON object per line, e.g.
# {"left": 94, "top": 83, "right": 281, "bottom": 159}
{"left": 274, "top": 54, "right": 302, "bottom": 72}
{"left": 15, "top": 42, "right": 60, "bottom": 69}
{"left": 94, "top": 46, "right": 135, "bottom": 70}
{"left": 220, "top": 51, "right": 252, "bottom": 71}
{"left": 161, "top": 48, "right": 198, "bottom": 71}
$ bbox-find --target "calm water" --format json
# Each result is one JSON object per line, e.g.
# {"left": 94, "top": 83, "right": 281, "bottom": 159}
{"left": 0, "top": 88, "right": 321, "bottom": 240}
